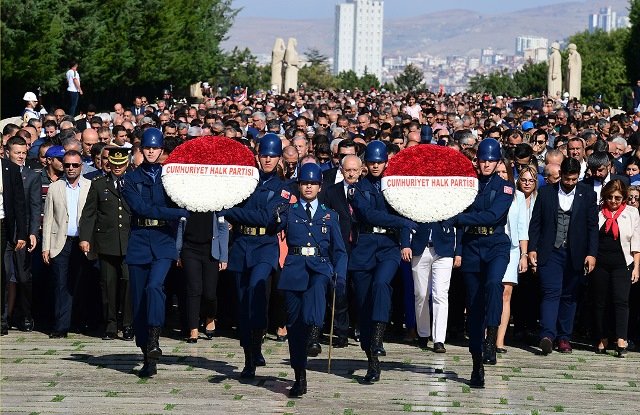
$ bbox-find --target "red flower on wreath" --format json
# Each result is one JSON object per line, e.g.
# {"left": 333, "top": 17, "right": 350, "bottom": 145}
{"left": 164, "top": 136, "right": 256, "bottom": 166}
{"left": 384, "top": 144, "right": 477, "bottom": 178}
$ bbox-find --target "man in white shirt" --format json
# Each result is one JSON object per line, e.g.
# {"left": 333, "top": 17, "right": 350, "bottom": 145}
{"left": 66, "top": 62, "right": 83, "bottom": 116}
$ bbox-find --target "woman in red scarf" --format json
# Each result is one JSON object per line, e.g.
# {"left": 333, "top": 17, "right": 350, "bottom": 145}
{"left": 592, "top": 179, "right": 640, "bottom": 357}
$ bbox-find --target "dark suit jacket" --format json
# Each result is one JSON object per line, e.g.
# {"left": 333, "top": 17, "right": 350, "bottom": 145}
{"left": 322, "top": 167, "right": 339, "bottom": 188}
{"left": 319, "top": 181, "right": 355, "bottom": 252}
{"left": 581, "top": 173, "right": 629, "bottom": 188}
{"left": 1, "top": 159, "right": 27, "bottom": 243}
{"left": 79, "top": 174, "right": 131, "bottom": 256}
{"left": 130, "top": 105, "right": 145, "bottom": 116}
{"left": 528, "top": 182, "right": 598, "bottom": 271}
{"left": 22, "top": 167, "right": 42, "bottom": 236}
{"left": 75, "top": 118, "right": 91, "bottom": 132}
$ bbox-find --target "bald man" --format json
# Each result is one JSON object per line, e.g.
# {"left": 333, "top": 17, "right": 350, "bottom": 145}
{"left": 281, "top": 145, "right": 299, "bottom": 179}
{"left": 407, "top": 131, "right": 421, "bottom": 144}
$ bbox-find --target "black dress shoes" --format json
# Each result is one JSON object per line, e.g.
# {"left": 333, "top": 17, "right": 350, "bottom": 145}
{"left": 418, "top": 337, "right": 429, "bottom": 350}
{"left": 333, "top": 336, "right": 349, "bottom": 348}
{"left": 186, "top": 337, "right": 198, "bottom": 344}
{"left": 22, "top": 318, "right": 34, "bottom": 332}
{"left": 49, "top": 331, "right": 68, "bottom": 339}
{"left": 102, "top": 332, "right": 117, "bottom": 341}
{"left": 433, "top": 342, "right": 446, "bottom": 353}
{"left": 289, "top": 368, "right": 307, "bottom": 398}
{"left": 122, "top": 326, "right": 134, "bottom": 341}
{"left": 1, "top": 324, "right": 8, "bottom": 336}
{"left": 205, "top": 329, "right": 216, "bottom": 339}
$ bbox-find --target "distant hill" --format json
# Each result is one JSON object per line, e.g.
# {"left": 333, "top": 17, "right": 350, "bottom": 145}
{"left": 222, "top": 0, "right": 630, "bottom": 58}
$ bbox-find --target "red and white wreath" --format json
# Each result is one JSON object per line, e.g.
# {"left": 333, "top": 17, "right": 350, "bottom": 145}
{"left": 382, "top": 145, "right": 478, "bottom": 222}
{"left": 161, "top": 136, "right": 258, "bottom": 212}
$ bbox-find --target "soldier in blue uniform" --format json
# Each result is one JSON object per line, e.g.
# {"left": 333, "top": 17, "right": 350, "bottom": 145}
{"left": 348, "top": 141, "right": 417, "bottom": 383}
{"left": 121, "top": 128, "right": 189, "bottom": 378}
{"left": 220, "top": 133, "right": 291, "bottom": 379}
{"left": 448, "top": 138, "right": 514, "bottom": 388}
{"left": 272, "top": 163, "right": 347, "bottom": 397}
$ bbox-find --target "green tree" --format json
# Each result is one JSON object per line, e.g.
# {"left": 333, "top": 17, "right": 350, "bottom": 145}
{"left": 299, "top": 48, "right": 335, "bottom": 90}
{"left": 335, "top": 70, "right": 360, "bottom": 90}
{"left": 625, "top": 0, "right": 640, "bottom": 83}
{"left": 394, "top": 64, "right": 424, "bottom": 91}
{"left": 304, "top": 48, "right": 329, "bottom": 66}
{"left": 568, "top": 29, "right": 628, "bottom": 107}
{"left": 468, "top": 69, "right": 521, "bottom": 96}
{"left": 359, "top": 69, "right": 381, "bottom": 91}
{"left": 1, "top": 0, "right": 237, "bottom": 115}
{"left": 512, "top": 61, "right": 548, "bottom": 97}
{"left": 218, "top": 47, "right": 270, "bottom": 93}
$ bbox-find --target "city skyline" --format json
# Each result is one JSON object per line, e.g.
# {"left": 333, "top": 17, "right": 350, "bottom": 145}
{"left": 232, "top": 0, "right": 584, "bottom": 19}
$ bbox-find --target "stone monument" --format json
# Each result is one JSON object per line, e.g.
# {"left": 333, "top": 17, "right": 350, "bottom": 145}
{"left": 270, "top": 38, "right": 286, "bottom": 94}
{"left": 547, "top": 41, "right": 562, "bottom": 98}
{"left": 283, "top": 38, "right": 299, "bottom": 93}
{"left": 566, "top": 43, "right": 582, "bottom": 100}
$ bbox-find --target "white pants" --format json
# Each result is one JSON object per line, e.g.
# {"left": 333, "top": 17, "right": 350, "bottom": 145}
{"left": 411, "top": 247, "right": 453, "bottom": 343}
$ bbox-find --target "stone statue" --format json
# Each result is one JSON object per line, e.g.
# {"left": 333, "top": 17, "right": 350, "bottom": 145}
{"left": 547, "top": 41, "right": 562, "bottom": 98}
{"left": 566, "top": 43, "right": 582, "bottom": 100}
{"left": 283, "top": 38, "right": 299, "bottom": 93}
{"left": 270, "top": 38, "right": 286, "bottom": 94}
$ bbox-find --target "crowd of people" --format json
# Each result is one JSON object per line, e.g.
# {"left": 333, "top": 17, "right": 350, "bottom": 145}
{"left": 2, "top": 87, "right": 640, "bottom": 395}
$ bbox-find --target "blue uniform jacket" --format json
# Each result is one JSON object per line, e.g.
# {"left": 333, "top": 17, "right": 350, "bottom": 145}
{"left": 454, "top": 173, "right": 514, "bottom": 272}
{"left": 122, "top": 163, "right": 188, "bottom": 264}
{"left": 223, "top": 172, "right": 290, "bottom": 272}
{"left": 348, "top": 174, "right": 414, "bottom": 271}
{"left": 411, "top": 220, "right": 462, "bottom": 258}
{"left": 274, "top": 202, "right": 347, "bottom": 291}
{"left": 176, "top": 212, "right": 230, "bottom": 262}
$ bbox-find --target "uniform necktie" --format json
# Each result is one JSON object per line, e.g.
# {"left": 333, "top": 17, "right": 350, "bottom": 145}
{"left": 305, "top": 202, "right": 312, "bottom": 220}
{"left": 117, "top": 177, "right": 124, "bottom": 191}
{"left": 374, "top": 180, "right": 381, "bottom": 191}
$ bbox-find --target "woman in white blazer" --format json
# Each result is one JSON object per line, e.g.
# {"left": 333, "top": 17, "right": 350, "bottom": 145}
{"left": 592, "top": 179, "right": 640, "bottom": 357}
{"left": 495, "top": 163, "right": 537, "bottom": 353}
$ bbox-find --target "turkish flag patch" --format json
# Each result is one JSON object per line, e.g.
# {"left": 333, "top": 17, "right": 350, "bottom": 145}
{"left": 503, "top": 186, "right": 513, "bottom": 195}
{"left": 281, "top": 189, "right": 291, "bottom": 200}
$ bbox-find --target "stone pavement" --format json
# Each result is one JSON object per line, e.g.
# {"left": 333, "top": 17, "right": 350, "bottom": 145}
{"left": 1, "top": 330, "right": 639, "bottom": 414}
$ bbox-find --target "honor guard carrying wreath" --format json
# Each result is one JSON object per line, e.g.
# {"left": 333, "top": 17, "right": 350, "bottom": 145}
{"left": 348, "top": 141, "right": 417, "bottom": 383}
{"left": 220, "top": 133, "right": 292, "bottom": 379}
{"left": 121, "top": 128, "right": 189, "bottom": 378}
{"left": 447, "top": 138, "right": 514, "bottom": 388}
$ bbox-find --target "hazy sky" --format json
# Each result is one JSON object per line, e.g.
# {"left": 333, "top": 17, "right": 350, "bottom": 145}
{"left": 232, "top": 0, "right": 578, "bottom": 19}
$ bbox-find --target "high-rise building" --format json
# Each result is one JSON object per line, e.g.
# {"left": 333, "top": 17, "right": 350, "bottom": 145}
{"left": 515, "top": 36, "right": 549, "bottom": 56}
{"left": 334, "top": 0, "right": 384, "bottom": 80}
{"left": 589, "top": 6, "right": 621, "bottom": 32}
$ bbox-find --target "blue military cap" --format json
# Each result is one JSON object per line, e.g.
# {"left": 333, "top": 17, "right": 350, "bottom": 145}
{"left": 45, "top": 145, "right": 65, "bottom": 158}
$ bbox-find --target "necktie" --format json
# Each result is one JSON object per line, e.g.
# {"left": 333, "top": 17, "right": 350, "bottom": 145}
{"left": 374, "top": 180, "right": 381, "bottom": 191}
{"left": 117, "top": 177, "right": 124, "bottom": 191}
{"left": 305, "top": 203, "right": 312, "bottom": 220}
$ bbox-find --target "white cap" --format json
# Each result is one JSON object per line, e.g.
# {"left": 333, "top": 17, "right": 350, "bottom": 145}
{"left": 23, "top": 91, "right": 38, "bottom": 102}
{"left": 202, "top": 82, "right": 210, "bottom": 88}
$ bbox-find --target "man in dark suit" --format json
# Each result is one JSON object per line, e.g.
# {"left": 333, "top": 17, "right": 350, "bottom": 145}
{"left": 528, "top": 157, "right": 598, "bottom": 355}
{"left": 130, "top": 97, "right": 145, "bottom": 117}
{"left": 322, "top": 139, "right": 357, "bottom": 187}
{"left": 319, "top": 154, "right": 361, "bottom": 347}
{"left": 582, "top": 151, "right": 629, "bottom": 201}
{"left": 1, "top": 157, "right": 27, "bottom": 335}
{"left": 5, "top": 136, "right": 41, "bottom": 331}
{"left": 79, "top": 147, "right": 133, "bottom": 341}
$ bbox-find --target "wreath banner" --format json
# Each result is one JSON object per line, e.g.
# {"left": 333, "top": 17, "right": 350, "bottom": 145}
{"left": 161, "top": 136, "right": 258, "bottom": 212}
{"left": 382, "top": 144, "right": 478, "bottom": 223}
